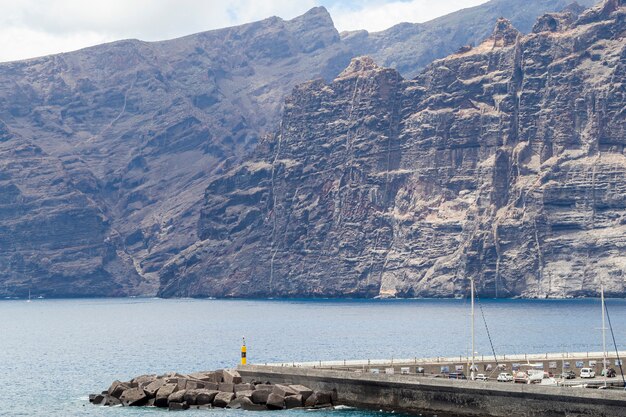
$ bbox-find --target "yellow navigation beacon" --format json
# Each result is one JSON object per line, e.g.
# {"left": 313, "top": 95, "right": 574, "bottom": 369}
{"left": 241, "top": 337, "right": 247, "bottom": 365}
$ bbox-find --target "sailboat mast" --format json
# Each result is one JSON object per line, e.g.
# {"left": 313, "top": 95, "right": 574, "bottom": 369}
{"left": 471, "top": 277, "right": 475, "bottom": 380}
{"left": 602, "top": 285, "right": 607, "bottom": 386}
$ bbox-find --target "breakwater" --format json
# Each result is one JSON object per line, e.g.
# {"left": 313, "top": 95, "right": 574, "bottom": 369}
{"left": 91, "top": 350, "right": 626, "bottom": 416}
{"left": 89, "top": 369, "right": 337, "bottom": 411}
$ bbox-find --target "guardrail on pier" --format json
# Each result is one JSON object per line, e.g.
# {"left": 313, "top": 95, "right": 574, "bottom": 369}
{"left": 259, "top": 351, "right": 626, "bottom": 369}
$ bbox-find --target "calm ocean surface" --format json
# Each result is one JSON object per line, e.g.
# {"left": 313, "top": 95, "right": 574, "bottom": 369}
{"left": 1, "top": 297, "right": 625, "bottom": 416}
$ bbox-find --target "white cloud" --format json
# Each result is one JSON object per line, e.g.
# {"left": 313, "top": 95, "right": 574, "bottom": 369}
{"left": 0, "top": 0, "right": 317, "bottom": 62}
{"left": 0, "top": 0, "right": 487, "bottom": 63}
{"left": 329, "top": 0, "right": 489, "bottom": 33}
{"left": 0, "top": 27, "right": 110, "bottom": 63}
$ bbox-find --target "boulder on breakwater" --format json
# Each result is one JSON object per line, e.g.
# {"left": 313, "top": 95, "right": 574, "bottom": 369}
{"left": 89, "top": 369, "right": 336, "bottom": 411}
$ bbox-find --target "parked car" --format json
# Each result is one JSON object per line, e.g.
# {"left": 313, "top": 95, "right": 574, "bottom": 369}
{"left": 475, "top": 374, "right": 488, "bottom": 381}
{"left": 514, "top": 371, "right": 529, "bottom": 383}
{"left": 580, "top": 368, "right": 596, "bottom": 378}
{"left": 448, "top": 372, "right": 467, "bottom": 380}
{"left": 497, "top": 373, "right": 513, "bottom": 382}
{"left": 602, "top": 368, "right": 616, "bottom": 378}
{"left": 560, "top": 370, "right": 576, "bottom": 379}
{"left": 528, "top": 371, "right": 549, "bottom": 384}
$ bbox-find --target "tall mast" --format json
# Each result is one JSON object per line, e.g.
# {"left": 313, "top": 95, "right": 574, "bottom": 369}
{"left": 602, "top": 285, "right": 607, "bottom": 386}
{"left": 471, "top": 277, "right": 475, "bottom": 380}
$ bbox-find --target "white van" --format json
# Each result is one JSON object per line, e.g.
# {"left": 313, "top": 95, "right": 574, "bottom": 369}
{"left": 580, "top": 368, "right": 596, "bottom": 378}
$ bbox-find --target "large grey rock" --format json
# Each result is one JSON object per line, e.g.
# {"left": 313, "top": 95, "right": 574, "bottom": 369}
{"left": 213, "top": 391, "right": 235, "bottom": 408}
{"left": 184, "top": 380, "right": 203, "bottom": 390}
{"left": 183, "top": 389, "right": 201, "bottom": 405}
{"left": 223, "top": 370, "right": 242, "bottom": 384}
{"left": 131, "top": 375, "right": 157, "bottom": 386}
{"left": 218, "top": 383, "right": 234, "bottom": 393}
{"left": 107, "top": 381, "right": 130, "bottom": 399}
{"left": 142, "top": 378, "right": 166, "bottom": 398}
{"left": 188, "top": 372, "right": 220, "bottom": 382}
{"left": 289, "top": 385, "right": 313, "bottom": 401}
{"left": 168, "top": 401, "right": 189, "bottom": 410}
{"left": 266, "top": 393, "right": 285, "bottom": 410}
{"left": 166, "top": 378, "right": 189, "bottom": 391}
{"left": 155, "top": 384, "right": 177, "bottom": 407}
{"left": 196, "top": 390, "right": 219, "bottom": 405}
{"left": 90, "top": 394, "right": 105, "bottom": 404}
{"left": 272, "top": 384, "right": 297, "bottom": 397}
{"left": 104, "top": 396, "right": 122, "bottom": 406}
{"left": 167, "top": 390, "right": 187, "bottom": 403}
{"left": 200, "top": 382, "right": 218, "bottom": 391}
{"left": 235, "top": 383, "right": 254, "bottom": 393}
{"left": 228, "top": 396, "right": 267, "bottom": 411}
{"left": 285, "top": 394, "right": 303, "bottom": 409}
{"left": 251, "top": 388, "right": 271, "bottom": 404}
{"left": 119, "top": 387, "right": 148, "bottom": 406}
{"left": 235, "top": 390, "right": 255, "bottom": 399}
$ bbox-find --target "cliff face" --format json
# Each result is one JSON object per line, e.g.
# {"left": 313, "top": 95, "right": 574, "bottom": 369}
{"left": 164, "top": 0, "right": 626, "bottom": 298}
{"left": 0, "top": 7, "right": 351, "bottom": 297}
{"left": 0, "top": 1, "right": 619, "bottom": 298}
{"left": 0, "top": 121, "right": 141, "bottom": 296}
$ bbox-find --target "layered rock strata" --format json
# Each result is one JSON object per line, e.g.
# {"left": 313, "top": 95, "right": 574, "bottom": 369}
{"left": 163, "top": 0, "right": 626, "bottom": 298}
{"left": 0, "top": 2, "right": 598, "bottom": 298}
{"left": 0, "top": 8, "right": 350, "bottom": 297}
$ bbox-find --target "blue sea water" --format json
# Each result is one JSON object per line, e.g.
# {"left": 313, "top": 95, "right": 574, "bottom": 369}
{"left": 1, "top": 297, "right": 625, "bottom": 416}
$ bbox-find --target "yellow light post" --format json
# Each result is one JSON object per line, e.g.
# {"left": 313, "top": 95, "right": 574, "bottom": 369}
{"left": 241, "top": 337, "right": 247, "bottom": 365}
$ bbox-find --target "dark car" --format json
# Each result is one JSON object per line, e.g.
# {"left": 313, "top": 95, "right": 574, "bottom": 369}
{"left": 560, "top": 371, "right": 576, "bottom": 379}
{"left": 448, "top": 372, "right": 467, "bottom": 380}
{"left": 602, "top": 368, "right": 617, "bottom": 378}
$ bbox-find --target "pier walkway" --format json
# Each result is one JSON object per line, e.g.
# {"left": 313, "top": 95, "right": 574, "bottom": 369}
{"left": 240, "top": 351, "right": 626, "bottom": 416}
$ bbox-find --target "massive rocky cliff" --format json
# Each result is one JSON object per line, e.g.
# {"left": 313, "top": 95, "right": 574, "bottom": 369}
{"left": 0, "top": 0, "right": 618, "bottom": 298}
{"left": 161, "top": 0, "right": 626, "bottom": 298}
{"left": 0, "top": 7, "right": 350, "bottom": 297}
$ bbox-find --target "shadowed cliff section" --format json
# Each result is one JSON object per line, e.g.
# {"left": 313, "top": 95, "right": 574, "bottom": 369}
{"left": 161, "top": 0, "right": 626, "bottom": 298}
{"left": 0, "top": 7, "right": 351, "bottom": 297}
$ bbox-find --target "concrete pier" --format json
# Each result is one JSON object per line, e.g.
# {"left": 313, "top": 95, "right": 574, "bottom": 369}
{"left": 239, "top": 351, "right": 626, "bottom": 417}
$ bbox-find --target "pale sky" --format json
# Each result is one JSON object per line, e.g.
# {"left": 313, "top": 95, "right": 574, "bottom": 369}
{"left": 0, "top": 0, "right": 489, "bottom": 63}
